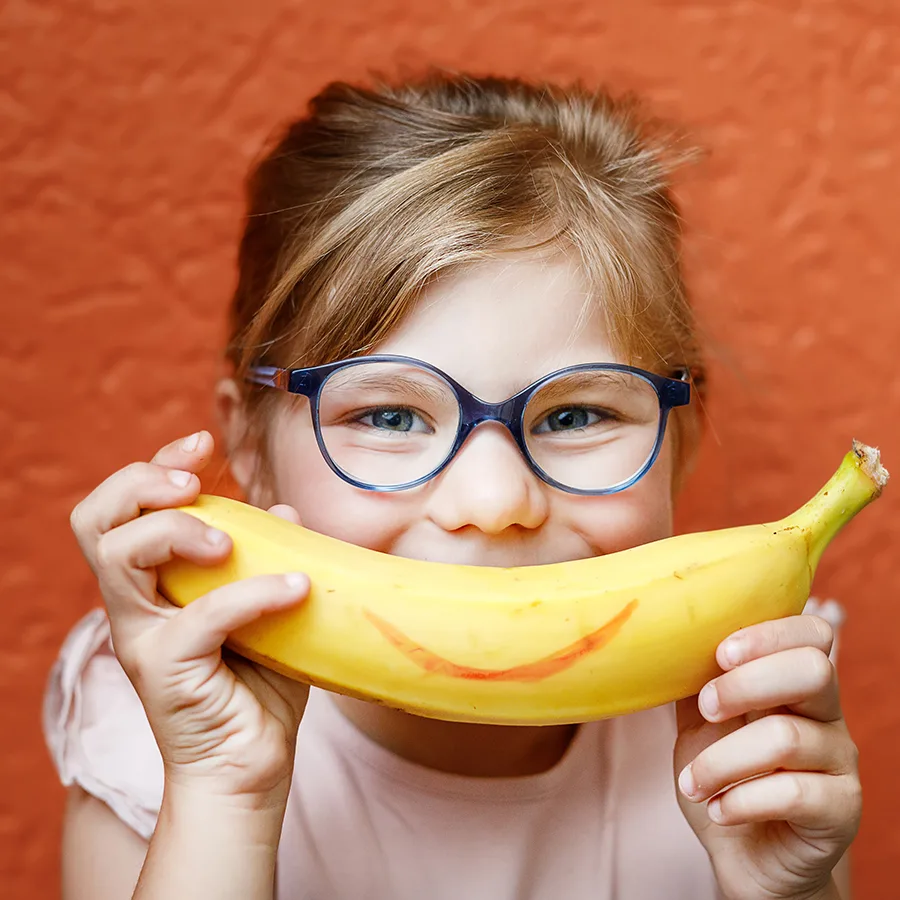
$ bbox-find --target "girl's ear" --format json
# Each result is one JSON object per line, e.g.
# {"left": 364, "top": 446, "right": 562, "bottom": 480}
{"left": 214, "top": 378, "right": 271, "bottom": 506}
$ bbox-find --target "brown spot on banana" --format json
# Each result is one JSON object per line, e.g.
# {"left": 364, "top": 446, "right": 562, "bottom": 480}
{"left": 362, "top": 600, "right": 639, "bottom": 683}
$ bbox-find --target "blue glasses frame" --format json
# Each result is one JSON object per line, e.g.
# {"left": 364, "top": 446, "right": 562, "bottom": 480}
{"left": 247, "top": 355, "right": 691, "bottom": 495}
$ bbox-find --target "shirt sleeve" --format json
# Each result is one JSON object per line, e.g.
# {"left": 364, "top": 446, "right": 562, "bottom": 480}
{"left": 802, "top": 596, "right": 846, "bottom": 664}
{"left": 42, "top": 608, "right": 163, "bottom": 840}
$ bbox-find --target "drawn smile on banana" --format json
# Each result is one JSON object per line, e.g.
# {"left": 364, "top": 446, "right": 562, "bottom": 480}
{"left": 158, "top": 441, "right": 887, "bottom": 725}
{"left": 362, "top": 600, "right": 639, "bottom": 683}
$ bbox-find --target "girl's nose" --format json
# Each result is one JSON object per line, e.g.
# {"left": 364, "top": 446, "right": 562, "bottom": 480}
{"left": 425, "top": 423, "right": 550, "bottom": 534}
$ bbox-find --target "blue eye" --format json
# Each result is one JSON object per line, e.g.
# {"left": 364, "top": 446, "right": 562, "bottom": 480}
{"left": 535, "top": 407, "right": 606, "bottom": 433}
{"left": 372, "top": 409, "right": 414, "bottom": 431}
{"left": 354, "top": 407, "right": 432, "bottom": 434}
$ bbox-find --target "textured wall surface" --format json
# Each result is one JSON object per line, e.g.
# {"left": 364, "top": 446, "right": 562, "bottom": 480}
{"left": 2, "top": 0, "right": 899, "bottom": 896}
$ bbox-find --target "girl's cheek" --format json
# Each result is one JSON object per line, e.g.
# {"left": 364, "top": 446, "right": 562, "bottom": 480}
{"left": 270, "top": 425, "right": 414, "bottom": 550}
{"left": 571, "top": 447, "right": 676, "bottom": 553}
{"left": 573, "top": 494, "right": 673, "bottom": 556}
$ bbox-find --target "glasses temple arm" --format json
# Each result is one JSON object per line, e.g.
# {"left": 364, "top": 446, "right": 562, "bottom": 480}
{"left": 246, "top": 366, "right": 292, "bottom": 390}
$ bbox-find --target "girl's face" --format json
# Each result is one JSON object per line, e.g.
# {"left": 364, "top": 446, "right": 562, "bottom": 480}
{"left": 261, "top": 250, "right": 677, "bottom": 565}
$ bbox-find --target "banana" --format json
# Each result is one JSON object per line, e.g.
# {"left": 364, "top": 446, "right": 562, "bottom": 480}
{"left": 157, "top": 440, "right": 888, "bottom": 725}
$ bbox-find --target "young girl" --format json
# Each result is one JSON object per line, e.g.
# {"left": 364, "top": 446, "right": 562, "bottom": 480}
{"left": 45, "top": 74, "right": 860, "bottom": 899}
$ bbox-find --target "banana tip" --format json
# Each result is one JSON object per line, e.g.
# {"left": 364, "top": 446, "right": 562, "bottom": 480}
{"left": 852, "top": 439, "right": 890, "bottom": 491}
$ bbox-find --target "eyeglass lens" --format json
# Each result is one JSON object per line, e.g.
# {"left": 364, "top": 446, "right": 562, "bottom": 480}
{"left": 316, "top": 361, "right": 662, "bottom": 491}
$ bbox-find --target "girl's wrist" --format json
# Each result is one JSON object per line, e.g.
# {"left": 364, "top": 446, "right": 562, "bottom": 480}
{"left": 786, "top": 878, "right": 842, "bottom": 900}
{"left": 161, "top": 772, "right": 293, "bottom": 821}
{"left": 134, "top": 780, "right": 289, "bottom": 900}
{"left": 161, "top": 755, "right": 296, "bottom": 812}
{"left": 817, "top": 880, "right": 843, "bottom": 900}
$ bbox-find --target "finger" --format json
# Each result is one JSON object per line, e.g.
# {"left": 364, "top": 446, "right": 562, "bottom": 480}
{"left": 267, "top": 504, "right": 302, "bottom": 525}
{"left": 149, "top": 430, "right": 214, "bottom": 470}
{"left": 717, "top": 615, "right": 834, "bottom": 671}
{"left": 71, "top": 461, "right": 203, "bottom": 566}
{"left": 95, "top": 510, "right": 232, "bottom": 615}
{"left": 70, "top": 432, "right": 213, "bottom": 550}
{"left": 163, "top": 573, "right": 310, "bottom": 662}
{"left": 674, "top": 694, "right": 744, "bottom": 790}
{"left": 699, "top": 647, "right": 841, "bottom": 724}
{"left": 706, "top": 770, "right": 862, "bottom": 834}
{"left": 678, "top": 714, "right": 855, "bottom": 803}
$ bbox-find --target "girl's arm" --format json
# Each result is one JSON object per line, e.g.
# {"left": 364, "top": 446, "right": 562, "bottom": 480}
{"left": 63, "top": 431, "right": 311, "bottom": 899}
{"left": 833, "top": 851, "right": 851, "bottom": 899}
{"left": 63, "top": 787, "right": 147, "bottom": 899}
{"left": 62, "top": 784, "right": 286, "bottom": 900}
{"left": 133, "top": 783, "right": 285, "bottom": 900}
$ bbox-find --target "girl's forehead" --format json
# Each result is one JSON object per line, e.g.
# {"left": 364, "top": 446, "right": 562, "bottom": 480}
{"left": 373, "top": 252, "right": 622, "bottom": 398}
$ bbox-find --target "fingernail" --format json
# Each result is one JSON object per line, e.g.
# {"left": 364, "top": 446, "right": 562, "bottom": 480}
{"left": 284, "top": 573, "right": 308, "bottom": 591}
{"left": 168, "top": 469, "right": 193, "bottom": 488}
{"left": 721, "top": 639, "right": 743, "bottom": 667}
{"left": 206, "top": 528, "right": 228, "bottom": 546}
{"left": 182, "top": 432, "right": 202, "bottom": 453}
{"left": 678, "top": 765, "right": 697, "bottom": 799}
{"left": 707, "top": 797, "right": 723, "bottom": 823}
{"left": 699, "top": 682, "right": 720, "bottom": 719}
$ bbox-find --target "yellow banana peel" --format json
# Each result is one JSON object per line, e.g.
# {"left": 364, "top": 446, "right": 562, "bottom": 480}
{"left": 157, "top": 440, "right": 888, "bottom": 725}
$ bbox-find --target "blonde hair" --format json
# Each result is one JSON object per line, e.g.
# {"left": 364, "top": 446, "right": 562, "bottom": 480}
{"left": 227, "top": 72, "right": 705, "bottom": 479}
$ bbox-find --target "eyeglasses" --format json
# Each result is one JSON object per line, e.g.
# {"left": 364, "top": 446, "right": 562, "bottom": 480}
{"left": 247, "top": 355, "right": 690, "bottom": 495}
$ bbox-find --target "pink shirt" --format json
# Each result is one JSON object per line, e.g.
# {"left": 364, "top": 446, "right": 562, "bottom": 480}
{"left": 43, "top": 603, "right": 843, "bottom": 899}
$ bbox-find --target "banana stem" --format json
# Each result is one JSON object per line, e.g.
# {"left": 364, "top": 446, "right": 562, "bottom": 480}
{"left": 783, "top": 440, "right": 889, "bottom": 572}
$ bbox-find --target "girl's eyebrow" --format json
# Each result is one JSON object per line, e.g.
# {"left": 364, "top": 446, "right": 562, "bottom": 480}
{"left": 532, "top": 370, "right": 646, "bottom": 404}
{"left": 328, "top": 373, "right": 454, "bottom": 406}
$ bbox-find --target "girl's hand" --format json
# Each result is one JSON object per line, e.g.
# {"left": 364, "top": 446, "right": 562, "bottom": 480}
{"left": 69, "top": 431, "right": 311, "bottom": 805}
{"left": 674, "top": 615, "right": 861, "bottom": 900}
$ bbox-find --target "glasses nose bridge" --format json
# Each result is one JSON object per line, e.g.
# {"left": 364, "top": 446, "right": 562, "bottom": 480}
{"left": 464, "top": 396, "right": 522, "bottom": 436}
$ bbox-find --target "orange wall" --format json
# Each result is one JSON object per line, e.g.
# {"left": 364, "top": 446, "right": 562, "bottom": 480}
{"left": 2, "top": 2, "right": 899, "bottom": 896}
